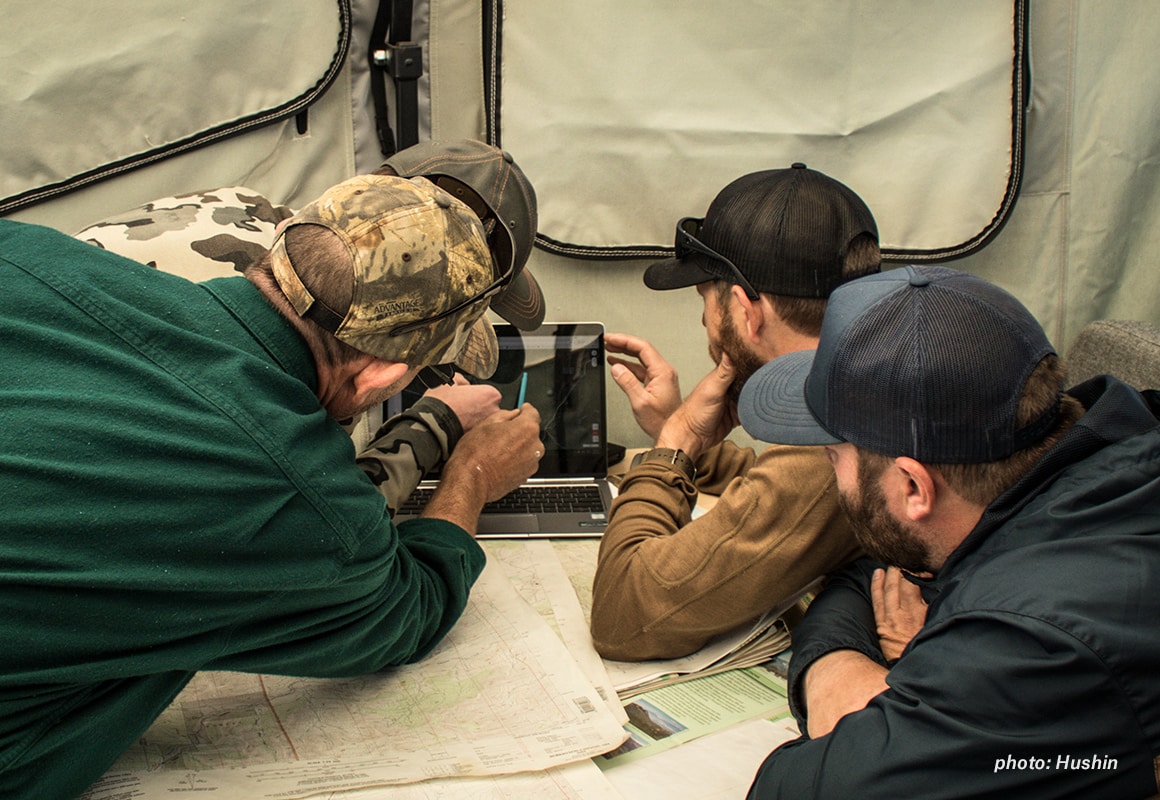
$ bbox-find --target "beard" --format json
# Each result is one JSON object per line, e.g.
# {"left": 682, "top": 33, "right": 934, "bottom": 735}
{"left": 838, "top": 457, "right": 935, "bottom": 574}
{"left": 712, "top": 312, "right": 767, "bottom": 407}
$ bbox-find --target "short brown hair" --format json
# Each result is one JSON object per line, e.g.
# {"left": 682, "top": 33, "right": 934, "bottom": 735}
{"left": 715, "top": 232, "right": 881, "bottom": 336}
{"left": 857, "top": 354, "right": 1083, "bottom": 506}
{"left": 247, "top": 224, "right": 367, "bottom": 368}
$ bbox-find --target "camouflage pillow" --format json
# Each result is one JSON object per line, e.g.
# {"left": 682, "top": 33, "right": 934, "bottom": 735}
{"left": 74, "top": 187, "right": 294, "bottom": 282}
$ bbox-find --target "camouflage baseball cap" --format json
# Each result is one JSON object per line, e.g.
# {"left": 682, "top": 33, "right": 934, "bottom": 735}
{"left": 384, "top": 139, "right": 545, "bottom": 330}
{"left": 270, "top": 174, "right": 499, "bottom": 377}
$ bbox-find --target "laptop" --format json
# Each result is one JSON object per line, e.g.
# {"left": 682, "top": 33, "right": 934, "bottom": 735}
{"left": 394, "top": 322, "right": 615, "bottom": 538}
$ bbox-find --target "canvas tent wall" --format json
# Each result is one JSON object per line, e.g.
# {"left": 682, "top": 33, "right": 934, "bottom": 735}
{"left": 3, "top": 0, "right": 1158, "bottom": 449}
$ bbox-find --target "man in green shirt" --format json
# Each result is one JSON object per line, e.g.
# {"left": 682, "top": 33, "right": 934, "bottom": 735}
{"left": 0, "top": 170, "right": 544, "bottom": 798}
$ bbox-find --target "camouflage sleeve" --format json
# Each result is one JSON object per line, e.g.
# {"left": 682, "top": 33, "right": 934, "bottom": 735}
{"left": 356, "top": 397, "right": 464, "bottom": 515}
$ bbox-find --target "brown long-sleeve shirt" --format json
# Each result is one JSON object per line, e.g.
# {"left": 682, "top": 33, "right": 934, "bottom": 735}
{"left": 590, "top": 440, "right": 861, "bottom": 661}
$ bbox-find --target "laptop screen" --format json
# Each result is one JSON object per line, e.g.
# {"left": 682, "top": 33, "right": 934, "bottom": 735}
{"left": 492, "top": 322, "right": 607, "bottom": 478}
{"left": 393, "top": 322, "right": 608, "bottom": 479}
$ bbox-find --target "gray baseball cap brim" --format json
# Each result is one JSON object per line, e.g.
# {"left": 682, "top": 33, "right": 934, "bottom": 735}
{"left": 739, "top": 350, "right": 842, "bottom": 446}
{"left": 740, "top": 266, "right": 1060, "bottom": 462}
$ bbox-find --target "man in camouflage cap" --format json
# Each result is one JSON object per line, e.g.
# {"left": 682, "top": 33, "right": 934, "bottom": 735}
{"left": 69, "top": 139, "right": 548, "bottom": 516}
{"left": 354, "top": 139, "right": 549, "bottom": 513}
{"left": 0, "top": 171, "right": 542, "bottom": 798}
{"left": 267, "top": 173, "right": 504, "bottom": 386}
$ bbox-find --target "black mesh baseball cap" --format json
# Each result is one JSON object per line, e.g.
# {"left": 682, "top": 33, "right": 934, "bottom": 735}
{"left": 644, "top": 163, "right": 878, "bottom": 298}
{"left": 738, "top": 266, "right": 1060, "bottom": 463}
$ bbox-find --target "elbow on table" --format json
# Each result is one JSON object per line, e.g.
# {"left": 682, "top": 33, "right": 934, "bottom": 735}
{"left": 589, "top": 561, "right": 710, "bottom": 660}
{"left": 589, "top": 613, "right": 706, "bottom": 662}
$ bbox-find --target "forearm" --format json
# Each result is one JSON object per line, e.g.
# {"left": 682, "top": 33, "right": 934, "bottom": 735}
{"left": 413, "top": 404, "right": 543, "bottom": 537}
{"left": 749, "top": 615, "right": 1152, "bottom": 800}
{"left": 590, "top": 462, "right": 699, "bottom": 659}
{"left": 800, "top": 650, "right": 889, "bottom": 737}
{"left": 692, "top": 440, "right": 756, "bottom": 495}
{"left": 211, "top": 516, "right": 484, "bottom": 676}
{"left": 593, "top": 448, "right": 859, "bottom": 662}
{"left": 419, "top": 459, "right": 490, "bottom": 535}
{"left": 356, "top": 397, "right": 462, "bottom": 513}
{"left": 786, "top": 558, "right": 888, "bottom": 730}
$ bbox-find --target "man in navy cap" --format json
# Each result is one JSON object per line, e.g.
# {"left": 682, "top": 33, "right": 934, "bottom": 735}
{"left": 740, "top": 266, "right": 1160, "bottom": 799}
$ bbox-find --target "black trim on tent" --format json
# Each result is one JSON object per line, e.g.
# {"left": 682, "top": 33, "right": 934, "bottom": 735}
{"left": 0, "top": 0, "right": 352, "bottom": 217}
{"left": 485, "top": 0, "right": 1030, "bottom": 265}
{"left": 483, "top": 0, "right": 503, "bottom": 148}
{"left": 369, "top": 0, "right": 423, "bottom": 157}
{"left": 887, "top": 0, "right": 1030, "bottom": 264}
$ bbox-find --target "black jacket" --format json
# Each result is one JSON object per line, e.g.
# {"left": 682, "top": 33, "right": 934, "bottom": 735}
{"left": 749, "top": 377, "right": 1160, "bottom": 800}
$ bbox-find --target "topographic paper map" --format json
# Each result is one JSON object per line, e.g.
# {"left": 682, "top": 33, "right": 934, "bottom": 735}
{"left": 81, "top": 557, "right": 627, "bottom": 799}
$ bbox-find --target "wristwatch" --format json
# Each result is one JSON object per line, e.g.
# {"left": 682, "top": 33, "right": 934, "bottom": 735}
{"left": 630, "top": 447, "right": 697, "bottom": 482}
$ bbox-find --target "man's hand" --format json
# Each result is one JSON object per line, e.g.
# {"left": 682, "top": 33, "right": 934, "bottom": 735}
{"left": 871, "top": 567, "right": 928, "bottom": 662}
{"left": 653, "top": 355, "right": 737, "bottom": 459}
{"left": 605, "top": 332, "right": 681, "bottom": 440}
{"left": 424, "top": 374, "right": 502, "bottom": 433}
{"left": 801, "top": 650, "right": 889, "bottom": 738}
{"left": 420, "top": 404, "right": 543, "bottom": 533}
{"left": 450, "top": 404, "right": 544, "bottom": 502}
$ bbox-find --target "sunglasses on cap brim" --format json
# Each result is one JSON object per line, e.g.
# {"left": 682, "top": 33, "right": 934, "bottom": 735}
{"left": 414, "top": 364, "right": 456, "bottom": 389}
{"left": 675, "top": 217, "right": 760, "bottom": 300}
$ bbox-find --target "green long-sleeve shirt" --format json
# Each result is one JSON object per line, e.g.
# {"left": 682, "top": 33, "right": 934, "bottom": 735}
{"left": 0, "top": 219, "right": 484, "bottom": 799}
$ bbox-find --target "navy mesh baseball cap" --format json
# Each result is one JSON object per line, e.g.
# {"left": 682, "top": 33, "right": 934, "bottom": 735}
{"left": 738, "top": 266, "right": 1060, "bottom": 463}
{"left": 644, "top": 163, "right": 878, "bottom": 298}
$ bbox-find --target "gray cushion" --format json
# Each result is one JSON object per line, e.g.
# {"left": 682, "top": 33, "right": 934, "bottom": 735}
{"left": 1068, "top": 319, "right": 1160, "bottom": 390}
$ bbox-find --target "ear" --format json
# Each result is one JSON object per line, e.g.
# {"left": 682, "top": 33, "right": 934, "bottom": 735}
{"left": 273, "top": 217, "right": 292, "bottom": 238}
{"left": 350, "top": 359, "right": 412, "bottom": 405}
{"left": 729, "top": 283, "right": 766, "bottom": 343}
{"left": 891, "top": 457, "right": 937, "bottom": 522}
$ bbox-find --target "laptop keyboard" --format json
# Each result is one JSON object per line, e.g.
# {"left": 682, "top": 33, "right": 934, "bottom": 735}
{"left": 400, "top": 484, "right": 606, "bottom": 515}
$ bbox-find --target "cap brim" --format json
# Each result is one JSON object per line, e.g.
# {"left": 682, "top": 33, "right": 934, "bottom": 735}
{"left": 491, "top": 268, "right": 546, "bottom": 330}
{"left": 739, "top": 350, "right": 842, "bottom": 446}
{"left": 450, "top": 316, "right": 500, "bottom": 380}
{"left": 644, "top": 256, "right": 719, "bottom": 291}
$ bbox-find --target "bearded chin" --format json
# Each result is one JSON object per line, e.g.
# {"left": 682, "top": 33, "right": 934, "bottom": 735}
{"left": 716, "top": 314, "right": 764, "bottom": 409}
{"left": 838, "top": 484, "right": 934, "bottom": 575}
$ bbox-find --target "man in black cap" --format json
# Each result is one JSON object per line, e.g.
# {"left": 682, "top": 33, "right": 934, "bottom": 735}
{"left": 590, "top": 163, "right": 880, "bottom": 660}
{"left": 740, "top": 266, "right": 1160, "bottom": 799}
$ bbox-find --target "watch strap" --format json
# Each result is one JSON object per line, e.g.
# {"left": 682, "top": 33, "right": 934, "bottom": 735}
{"left": 630, "top": 447, "right": 697, "bottom": 482}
